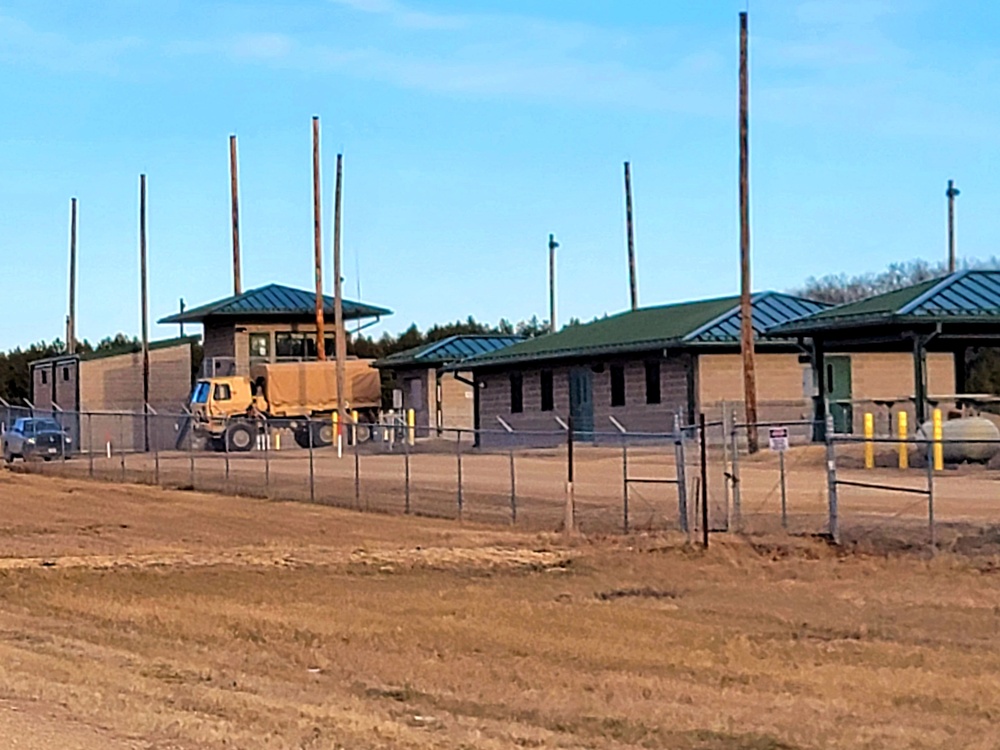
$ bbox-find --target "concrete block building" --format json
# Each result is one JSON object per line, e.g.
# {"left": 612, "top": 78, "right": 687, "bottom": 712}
{"left": 456, "top": 291, "right": 957, "bottom": 446}
{"left": 375, "top": 335, "right": 522, "bottom": 435}
{"left": 29, "top": 336, "right": 199, "bottom": 450}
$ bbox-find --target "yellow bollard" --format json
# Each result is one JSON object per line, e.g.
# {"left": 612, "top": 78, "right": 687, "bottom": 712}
{"left": 332, "top": 410, "right": 339, "bottom": 440}
{"left": 897, "top": 411, "right": 908, "bottom": 470}
{"left": 407, "top": 408, "right": 416, "bottom": 446}
{"left": 933, "top": 408, "right": 944, "bottom": 471}
{"left": 274, "top": 431, "right": 281, "bottom": 451}
{"left": 863, "top": 412, "right": 874, "bottom": 469}
{"left": 351, "top": 410, "right": 358, "bottom": 445}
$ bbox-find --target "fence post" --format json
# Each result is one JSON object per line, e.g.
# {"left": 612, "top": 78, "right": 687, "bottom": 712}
{"left": 308, "top": 416, "right": 315, "bottom": 504}
{"left": 730, "top": 409, "right": 742, "bottom": 531}
{"left": 264, "top": 417, "right": 271, "bottom": 498}
{"left": 152, "top": 411, "right": 160, "bottom": 486}
{"left": 354, "top": 424, "right": 361, "bottom": 508}
{"left": 224, "top": 415, "right": 231, "bottom": 491}
{"left": 119, "top": 413, "right": 126, "bottom": 482}
{"left": 456, "top": 430, "right": 464, "bottom": 520}
{"left": 509, "top": 448, "right": 517, "bottom": 525}
{"left": 565, "top": 416, "right": 575, "bottom": 535}
{"left": 674, "top": 413, "right": 689, "bottom": 538}
{"left": 87, "top": 412, "right": 94, "bottom": 479}
{"left": 926, "top": 437, "right": 936, "bottom": 550}
{"left": 188, "top": 417, "right": 196, "bottom": 489}
{"left": 404, "top": 429, "right": 411, "bottom": 514}
{"left": 699, "top": 413, "right": 708, "bottom": 548}
{"left": 622, "top": 439, "right": 629, "bottom": 534}
{"left": 779, "top": 449, "right": 788, "bottom": 530}
{"left": 721, "top": 404, "right": 731, "bottom": 528}
{"left": 825, "top": 414, "right": 839, "bottom": 543}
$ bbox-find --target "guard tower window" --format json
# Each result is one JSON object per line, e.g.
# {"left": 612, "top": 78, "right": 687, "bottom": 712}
{"left": 510, "top": 372, "right": 523, "bottom": 414}
{"left": 610, "top": 364, "right": 626, "bottom": 407}
{"left": 540, "top": 370, "right": 554, "bottom": 411}
{"left": 645, "top": 360, "right": 661, "bottom": 404}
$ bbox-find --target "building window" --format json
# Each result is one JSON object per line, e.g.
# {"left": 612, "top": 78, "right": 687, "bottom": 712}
{"left": 213, "top": 383, "right": 232, "bottom": 401}
{"left": 610, "top": 364, "right": 626, "bottom": 407}
{"left": 40, "top": 370, "right": 48, "bottom": 385}
{"left": 510, "top": 372, "right": 523, "bottom": 414}
{"left": 249, "top": 333, "right": 270, "bottom": 360}
{"left": 645, "top": 360, "right": 661, "bottom": 405}
{"left": 62, "top": 366, "right": 70, "bottom": 382}
{"left": 540, "top": 370, "right": 554, "bottom": 412}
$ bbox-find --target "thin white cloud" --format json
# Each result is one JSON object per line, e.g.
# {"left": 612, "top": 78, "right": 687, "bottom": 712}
{"left": 0, "top": 14, "right": 141, "bottom": 74}
{"left": 328, "top": 0, "right": 467, "bottom": 30}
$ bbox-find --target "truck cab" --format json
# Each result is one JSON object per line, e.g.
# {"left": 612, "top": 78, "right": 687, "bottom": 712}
{"left": 191, "top": 377, "right": 262, "bottom": 448}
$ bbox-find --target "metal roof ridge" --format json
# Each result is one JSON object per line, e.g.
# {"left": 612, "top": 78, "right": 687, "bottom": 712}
{"left": 897, "top": 271, "right": 968, "bottom": 316}
{"left": 680, "top": 300, "right": 742, "bottom": 343}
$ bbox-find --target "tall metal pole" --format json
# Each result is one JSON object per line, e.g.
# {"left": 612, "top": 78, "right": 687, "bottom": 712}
{"left": 946, "top": 179, "right": 960, "bottom": 274}
{"left": 229, "top": 134, "right": 242, "bottom": 296}
{"left": 739, "top": 11, "right": 759, "bottom": 454}
{"left": 624, "top": 162, "right": 638, "bottom": 311}
{"left": 178, "top": 298, "right": 185, "bottom": 338}
{"left": 311, "top": 116, "right": 326, "bottom": 360}
{"left": 333, "top": 153, "right": 347, "bottom": 432}
{"left": 67, "top": 197, "right": 78, "bottom": 355}
{"left": 139, "top": 174, "right": 150, "bottom": 453}
{"left": 548, "top": 233, "right": 559, "bottom": 333}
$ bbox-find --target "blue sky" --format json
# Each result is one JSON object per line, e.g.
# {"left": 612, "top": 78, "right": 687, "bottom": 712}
{"left": 2, "top": 0, "right": 999, "bottom": 350}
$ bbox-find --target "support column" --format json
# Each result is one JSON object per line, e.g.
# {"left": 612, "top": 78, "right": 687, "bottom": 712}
{"left": 913, "top": 336, "right": 928, "bottom": 427}
{"left": 811, "top": 338, "right": 827, "bottom": 442}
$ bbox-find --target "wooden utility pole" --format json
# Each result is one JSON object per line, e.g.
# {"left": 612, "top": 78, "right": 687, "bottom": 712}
{"left": 548, "top": 233, "right": 559, "bottom": 333}
{"left": 67, "top": 197, "right": 78, "bottom": 355}
{"left": 739, "top": 10, "right": 759, "bottom": 453}
{"left": 139, "top": 174, "right": 150, "bottom": 452}
{"left": 333, "top": 153, "right": 347, "bottom": 433}
{"left": 229, "top": 135, "right": 242, "bottom": 296}
{"left": 311, "top": 116, "right": 326, "bottom": 360}
{"left": 624, "top": 162, "right": 638, "bottom": 311}
{"left": 947, "top": 179, "right": 960, "bottom": 274}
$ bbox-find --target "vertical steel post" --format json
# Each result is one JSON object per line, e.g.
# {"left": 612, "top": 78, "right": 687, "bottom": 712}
{"left": 188, "top": 418, "right": 195, "bottom": 490}
{"left": 354, "top": 425, "right": 361, "bottom": 508}
{"left": 825, "top": 414, "right": 839, "bottom": 543}
{"left": 264, "top": 418, "right": 271, "bottom": 498}
{"left": 224, "top": 416, "right": 231, "bottom": 489}
{"left": 456, "top": 430, "right": 464, "bottom": 520}
{"left": 721, "top": 402, "right": 731, "bottom": 527}
{"left": 674, "top": 413, "right": 689, "bottom": 537}
{"left": 87, "top": 412, "right": 94, "bottom": 478}
{"left": 404, "top": 434, "right": 411, "bottom": 514}
{"left": 779, "top": 449, "right": 788, "bottom": 530}
{"left": 509, "top": 448, "right": 517, "bottom": 524}
{"left": 308, "top": 417, "right": 316, "bottom": 503}
{"left": 565, "top": 415, "right": 575, "bottom": 534}
{"left": 926, "top": 438, "right": 936, "bottom": 550}
{"left": 730, "top": 410, "right": 742, "bottom": 530}
{"left": 699, "top": 413, "right": 709, "bottom": 548}
{"left": 119, "top": 414, "right": 126, "bottom": 482}
{"left": 153, "top": 412, "right": 160, "bottom": 486}
{"left": 622, "top": 441, "right": 629, "bottom": 534}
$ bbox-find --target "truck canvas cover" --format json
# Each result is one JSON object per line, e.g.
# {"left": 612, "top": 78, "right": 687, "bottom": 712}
{"left": 250, "top": 360, "right": 380, "bottom": 416}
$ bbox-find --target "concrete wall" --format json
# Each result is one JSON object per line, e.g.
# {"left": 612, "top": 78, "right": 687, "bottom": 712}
{"left": 439, "top": 371, "right": 475, "bottom": 431}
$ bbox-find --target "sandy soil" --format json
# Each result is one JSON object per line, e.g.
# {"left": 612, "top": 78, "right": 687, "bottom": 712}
{"left": 2, "top": 471, "right": 1000, "bottom": 748}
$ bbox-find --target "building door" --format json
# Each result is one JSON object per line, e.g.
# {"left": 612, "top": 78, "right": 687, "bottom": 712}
{"left": 826, "top": 356, "right": 853, "bottom": 433}
{"left": 569, "top": 368, "right": 594, "bottom": 439}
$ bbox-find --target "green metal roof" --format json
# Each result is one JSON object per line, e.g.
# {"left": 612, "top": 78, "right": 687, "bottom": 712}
{"left": 774, "top": 270, "right": 1000, "bottom": 334}
{"left": 375, "top": 335, "right": 523, "bottom": 369}
{"left": 159, "top": 284, "right": 392, "bottom": 324}
{"left": 455, "top": 292, "right": 828, "bottom": 369}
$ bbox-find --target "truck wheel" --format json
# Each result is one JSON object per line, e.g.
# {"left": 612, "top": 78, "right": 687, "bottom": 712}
{"left": 311, "top": 421, "right": 334, "bottom": 447}
{"left": 226, "top": 423, "right": 255, "bottom": 453}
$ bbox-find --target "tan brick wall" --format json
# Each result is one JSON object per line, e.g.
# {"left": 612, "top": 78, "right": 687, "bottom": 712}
{"left": 851, "top": 352, "right": 954, "bottom": 400}
{"left": 80, "top": 344, "right": 192, "bottom": 413}
{"left": 698, "top": 353, "right": 808, "bottom": 405}
{"left": 440, "top": 371, "right": 474, "bottom": 431}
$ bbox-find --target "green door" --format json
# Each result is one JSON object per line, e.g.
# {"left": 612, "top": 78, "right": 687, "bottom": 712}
{"left": 827, "top": 356, "right": 853, "bottom": 434}
{"left": 568, "top": 368, "right": 594, "bottom": 440}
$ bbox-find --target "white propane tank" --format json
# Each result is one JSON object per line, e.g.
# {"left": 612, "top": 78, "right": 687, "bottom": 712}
{"left": 915, "top": 416, "right": 1000, "bottom": 463}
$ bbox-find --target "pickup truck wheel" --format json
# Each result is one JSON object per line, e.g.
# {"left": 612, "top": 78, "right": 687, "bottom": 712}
{"left": 225, "top": 423, "right": 256, "bottom": 453}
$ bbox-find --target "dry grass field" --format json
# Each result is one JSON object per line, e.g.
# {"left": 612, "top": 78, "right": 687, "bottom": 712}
{"left": 2, "top": 471, "right": 1000, "bottom": 748}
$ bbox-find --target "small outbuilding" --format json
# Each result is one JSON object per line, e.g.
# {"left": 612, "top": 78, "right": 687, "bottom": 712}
{"left": 159, "top": 283, "right": 391, "bottom": 377}
{"left": 375, "top": 334, "right": 522, "bottom": 435}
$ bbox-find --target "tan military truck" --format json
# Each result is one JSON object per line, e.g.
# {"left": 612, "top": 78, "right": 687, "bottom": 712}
{"left": 190, "top": 360, "right": 381, "bottom": 451}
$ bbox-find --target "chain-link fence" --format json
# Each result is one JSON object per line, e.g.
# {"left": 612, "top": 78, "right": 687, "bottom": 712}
{"left": 6, "top": 405, "right": 1000, "bottom": 546}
